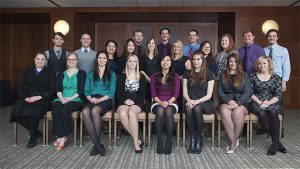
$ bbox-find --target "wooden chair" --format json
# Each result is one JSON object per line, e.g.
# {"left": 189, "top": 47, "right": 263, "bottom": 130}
{"left": 216, "top": 112, "right": 250, "bottom": 149}
{"left": 79, "top": 110, "right": 113, "bottom": 147}
{"left": 113, "top": 111, "right": 146, "bottom": 148}
{"left": 147, "top": 112, "right": 181, "bottom": 148}
{"left": 182, "top": 113, "right": 215, "bottom": 149}
{"left": 249, "top": 113, "right": 283, "bottom": 149}
{"left": 45, "top": 111, "right": 80, "bottom": 146}
{"left": 13, "top": 115, "right": 46, "bottom": 146}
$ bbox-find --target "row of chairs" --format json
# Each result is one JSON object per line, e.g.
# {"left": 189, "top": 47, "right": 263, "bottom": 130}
{"left": 13, "top": 109, "right": 282, "bottom": 149}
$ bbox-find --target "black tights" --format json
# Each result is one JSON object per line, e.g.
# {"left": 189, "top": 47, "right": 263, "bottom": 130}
{"left": 82, "top": 105, "right": 103, "bottom": 149}
{"left": 185, "top": 104, "right": 204, "bottom": 138}
{"left": 17, "top": 116, "right": 40, "bottom": 139}
{"left": 257, "top": 110, "right": 280, "bottom": 150}
{"left": 154, "top": 105, "right": 176, "bottom": 141}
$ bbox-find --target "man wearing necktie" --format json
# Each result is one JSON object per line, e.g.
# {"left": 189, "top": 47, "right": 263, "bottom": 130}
{"left": 74, "top": 33, "right": 96, "bottom": 73}
{"left": 44, "top": 32, "right": 68, "bottom": 76}
{"left": 183, "top": 29, "right": 200, "bottom": 59}
{"left": 264, "top": 29, "right": 291, "bottom": 137}
{"left": 157, "top": 27, "right": 172, "bottom": 57}
{"left": 238, "top": 30, "right": 265, "bottom": 74}
{"left": 133, "top": 30, "right": 146, "bottom": 71}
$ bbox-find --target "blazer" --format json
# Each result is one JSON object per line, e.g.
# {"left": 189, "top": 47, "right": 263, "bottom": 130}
{"left": 217, "top": 73, "right": 251, "bottom": 106}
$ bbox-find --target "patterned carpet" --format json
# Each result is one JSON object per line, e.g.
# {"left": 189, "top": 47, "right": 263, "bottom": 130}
{"left": 0, "top": 106, "right": 299, "bottom": 169}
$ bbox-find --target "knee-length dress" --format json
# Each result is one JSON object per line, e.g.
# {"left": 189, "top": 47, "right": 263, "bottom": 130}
{"left": 250, "top": 73, "right": 282, "bottom": 113}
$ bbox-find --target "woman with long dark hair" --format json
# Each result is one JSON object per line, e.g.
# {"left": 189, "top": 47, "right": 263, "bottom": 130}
{"left": 116, "top": 38, "right": 136, "bottom": 75}
{"left": 82, "top": 50, "right": 116, "bottom": 156}
{"left": 200, "top": 40, "right": 214, "bottom": 72}
{"left": 183, "top": 51, "right": 214, "bottom": 154}
{"left": 218, "top": 53, "right": 250, "bottom": 154}
{"left": 250, "top": 56, "right": 286, "bottom": 155}
{"left": 150, "top": 55, "right": 180, "bottom": 155}
{"left": 105, "top": 40, "right": 118, "bottom": 73}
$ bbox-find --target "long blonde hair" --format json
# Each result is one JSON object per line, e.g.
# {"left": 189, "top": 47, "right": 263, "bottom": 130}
{"left": 125, "top": 54, "right": 140, "bottom": 80}
{"left": 171, "top": 40, "right": 184, "bottom": 59}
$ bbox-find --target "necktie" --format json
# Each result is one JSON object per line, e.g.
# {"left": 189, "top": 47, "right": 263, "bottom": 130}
{"left": 242, "top": 46, "right": 249, "bottom": 72}
{"left": 84, "top": 49, "right": 88, "bottom": 53}
{"left": 56, "top": 50, "right": 61, "bottom": 59}
{"left": 188, "top": 46, "right": 193, "bottom": 59}
{"left": 163, "top": 44, "right": 167, "bottom": 56}
{"left": 269, "top": 47, "right": 273, "bottom": 59}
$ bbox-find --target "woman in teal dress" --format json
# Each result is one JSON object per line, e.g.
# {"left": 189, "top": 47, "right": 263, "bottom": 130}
{"left": 82, "top": 50, "right": 116, "bottom": 156}
{"left": 51, "top": 52, "right": 86, "bottom": 151}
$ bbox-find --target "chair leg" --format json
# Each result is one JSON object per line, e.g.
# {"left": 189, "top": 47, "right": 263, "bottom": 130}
{"left": 14, "top": 122, "right": 17, "bottom": 146}
{"left": 279, "top": 116, "right": 282, "bottom": 141}
{"left": 246, "top": 120, "right": 249, "bottom": 149}
{"left": 177, "top": 120, "right": 180, "bottom": 148}
{"left": 183, "top": 118, "right": 186, "bottom": 149}
{"left": 218, "top": 120, "right": 220, "bottom": 149}
{"left": 148, "top": 120, "right": 151, "bottom": 148}
{"left": 249, "top": 120, "right": 253, "bottom": 149}
{"left": 74, "top": 118, "right": 77, "bottom": 146}
{"left": 212, "top": 120, "right": 215, "bottom": 149}
{"left": 109, "top": 119, "right": 112, "bottom": 147}
{"left": 114, "top": 119, "right": 117, "bottom": 148}
{"left": 80, "top": 115, "right": 83, "bottom": 147}
{"left": 43, "top": 118, "right": 46, "bottom": 146}
{"left": 143, "top": 119, "right": 146, "bottom": 148}
{"left": 46, "top": 118, "right": 49, "bottom": 145}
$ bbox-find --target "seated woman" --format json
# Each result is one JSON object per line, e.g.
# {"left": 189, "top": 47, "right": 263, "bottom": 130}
{"left": 182, "top": 51, "right": 214, "bottom": 154}
{"left": 82, "top": 51, "right": 116, "bottom": 156}
{"left": 150, "top": 55, "right": 180, "bottom": 155}
{"left": 250, "top": 56, "right": 287, "bottom": 155}
{"left": 218, "top": 53, "right": 250, "bottom": 154}
{"left": 117, "top": 54, "right": 146, "bottom": 153}
{"left": 51, "top": 52, "right": 86, "bottom": 151}
{"left": 10, "top": 52, "right": 55, "bottom": 148}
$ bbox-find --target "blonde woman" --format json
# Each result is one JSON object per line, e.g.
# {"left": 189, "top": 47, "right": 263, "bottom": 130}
{"left": 171, "top": 40, "right": 191, "bottom": 79}
{"left": 250, "top": 56, "right": 286, "bottom": 155}
{"left": 52, "top": 52, "right": 86, "bottom": 151}
{"left": 116, "top": 54, "right": 146, "bottom": 153}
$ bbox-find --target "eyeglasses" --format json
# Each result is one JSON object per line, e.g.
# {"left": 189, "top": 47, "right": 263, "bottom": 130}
{"left": 67, "top": 59, "right": 78, "bottom": 61}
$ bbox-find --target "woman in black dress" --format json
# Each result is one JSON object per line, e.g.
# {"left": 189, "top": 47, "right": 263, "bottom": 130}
{"left": 105, "top": 40, "right": 118, "bottom": 73}
{"left": 183, "top": 51, "right": 214, "bottom": 154}
{"left": 250, "top": 56, "right": 287, "bottom": 155}
{"left": 218, "top": 53, "right": 250, "bottom": 154}
{"left": 116, "top": 54, "right": 146, "bottom": 153}
{"left": 10, "top": 52, "right": 55, "bottom": 148}
{"left": 116, "top": 38, "right": 136, "bottom": 75}
{"left": 200, "top": 40, "right": 214, "bottom": 72}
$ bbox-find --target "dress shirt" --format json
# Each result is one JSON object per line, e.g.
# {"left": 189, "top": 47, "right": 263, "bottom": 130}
{"left": 238, "top": 43, "right": 265, "bottom": 74}
{"left": 183, "top": 43, "right": 200, "bottom": 57}
{"left": 81, "top": 47, "right": 91, "bottom": 53}
{"left": 264, "top": 43, "right": 291, "bottom": 81}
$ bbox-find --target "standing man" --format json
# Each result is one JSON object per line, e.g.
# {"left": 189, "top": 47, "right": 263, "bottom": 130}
{"left": 133, "top": 30, "right": 146, "bottom": 70}
{"left": 238, "top": 30, "right": 265, "bottom": 74}
{"left": 74, "top": 33, "right": 96, "bottom": 73}
{"left": 157, "top": 27, "right": 172, "bottom": 57}
{"left": 264, "top": 29, "right": 291, "bottom": 92}
{"left": 133, "top": 30, "right": 146, "bottom": 58}
{"left": 45, "top": 32, "right": 69, "bottom": 76}
{"left": 183, "top": 29, "right": 200, "bottom": 59}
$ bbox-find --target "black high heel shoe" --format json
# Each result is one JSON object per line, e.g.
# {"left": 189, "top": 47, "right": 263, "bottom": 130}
{"left": 157, "top": 139, "right": 163, "bottom": 154}
{"left": 278, "top": 143, "right": 287, "bottom": 153}
{"left": 187, "top": 138, "right": 195, "bottom": 153}
{"left": 164, "top": 139, "right": 172, "bottom": 155}
{"left": 135, "top": 141, "right": 144, "bottom": 153}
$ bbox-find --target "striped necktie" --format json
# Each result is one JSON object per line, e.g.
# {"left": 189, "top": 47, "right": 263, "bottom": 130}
{"left": 269, "top": 47, "right": 273, "bottom": 59}
{"left": 242, "top": 46, "right": 249, "bottom": 72}
{"left": 188, "top": 46, "right": 193, "bottom": 59}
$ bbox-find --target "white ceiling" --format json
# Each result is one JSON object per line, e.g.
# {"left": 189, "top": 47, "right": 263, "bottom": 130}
{"left": 0, "top": 0, "right": 299, "bottom": 7}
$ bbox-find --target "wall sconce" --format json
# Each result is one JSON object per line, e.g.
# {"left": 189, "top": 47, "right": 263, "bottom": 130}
{"left": 262, "top": 20, "right": 279, "bottom": 35}
{"left": 53, "top": 20, "right": 70, "bottom": 35}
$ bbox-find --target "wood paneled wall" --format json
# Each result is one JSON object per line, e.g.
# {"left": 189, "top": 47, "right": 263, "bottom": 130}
{"left": 1, "top": 7, "right": 299, "bottom": 108}
{"left": 0, "top": 16, "right": 49, "bottom": 97}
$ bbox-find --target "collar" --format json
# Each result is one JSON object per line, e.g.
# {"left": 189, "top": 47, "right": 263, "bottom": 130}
{"left": 81, "top": 47, "right": 91, "bottom": 53}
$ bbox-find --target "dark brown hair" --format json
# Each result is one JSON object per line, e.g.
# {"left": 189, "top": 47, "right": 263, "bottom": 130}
{"left": 223, "top": 53, "right": 245, "bottom": 88}
{"left": 189, "top": 51, "right": 207, "bottom": 86}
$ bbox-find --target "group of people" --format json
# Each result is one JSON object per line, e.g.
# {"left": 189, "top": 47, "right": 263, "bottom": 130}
{"left": 10, "top": 27, "right": 291, "bottom": 157}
